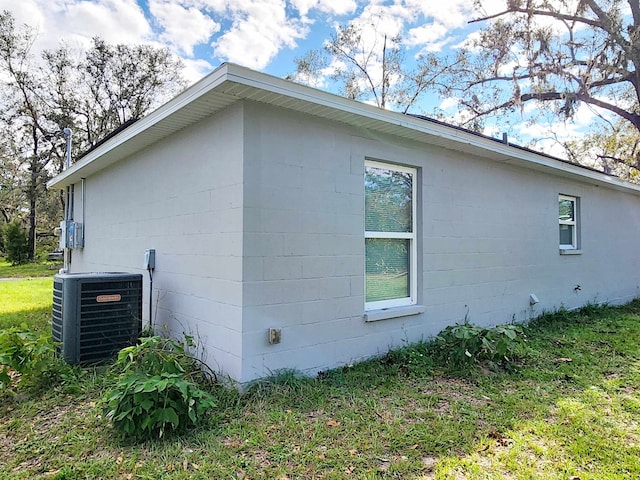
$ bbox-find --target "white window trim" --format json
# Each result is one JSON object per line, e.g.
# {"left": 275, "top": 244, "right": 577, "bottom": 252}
{"left": 365, "top": 160, "right": 418, "bottom": 311}
{"left": 559, "top": 194, "right": 578, "bottom": 250}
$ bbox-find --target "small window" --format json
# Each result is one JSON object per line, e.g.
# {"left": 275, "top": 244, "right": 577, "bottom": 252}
{"left": 559, "top": 194, "right": 579, "bottom": 250}
{"left": 365, "top": 161, "right": 417, "bottom": 310}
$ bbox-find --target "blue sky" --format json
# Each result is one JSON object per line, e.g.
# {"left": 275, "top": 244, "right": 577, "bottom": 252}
{"left": 0, "top": 0, "right": 605, "bottom": 159}
{"left": 0, "top": 1, "right": 490, "bottom": 85}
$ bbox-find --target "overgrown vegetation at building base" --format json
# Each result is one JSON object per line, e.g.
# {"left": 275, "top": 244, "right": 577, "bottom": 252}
{"left": 0, "top": 327, "right": 216, "bottom": 441}
{"left": 433, "top": 321, "right": 526, "bottom": 370}
{"left": 2, "top": 286, "right": 640, "bottom": 478}
{"left": 102, "top": 336, "right": 216, "bottom": 440}
{"left": 0, "top": 326, "right": 59, "bottom": 389}
{"left": 375, "top": 321, "right": 526, "bottom": 377}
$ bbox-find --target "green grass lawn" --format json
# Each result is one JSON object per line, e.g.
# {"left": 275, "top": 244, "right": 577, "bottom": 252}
{"left": 0, "top": 258, "right": 60, "bottom": 278}
{"left": 0, "top": 277, "right": 53, "bottom": 332}
{"left": 2, "top": 278, "right": 640, "bottom": 479}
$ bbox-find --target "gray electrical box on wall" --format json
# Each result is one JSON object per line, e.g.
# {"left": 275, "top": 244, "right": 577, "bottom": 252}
{"left": 144, "top": 249, "right": 155, "bottom": 270}
{"left": 58, "top": 221, "right": 84, "bottom": 249}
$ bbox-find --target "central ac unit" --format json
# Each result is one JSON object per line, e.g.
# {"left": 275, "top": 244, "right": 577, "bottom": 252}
{"left": 52, "top": 272, "right": 143, "bottom": 365}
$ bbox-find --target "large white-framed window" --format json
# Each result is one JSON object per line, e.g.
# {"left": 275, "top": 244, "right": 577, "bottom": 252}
{"left": 365, "top": 160, "right": 417, "bottom": 310}
{"left": 559, "top": 194, "right": 579, "bottom": 250}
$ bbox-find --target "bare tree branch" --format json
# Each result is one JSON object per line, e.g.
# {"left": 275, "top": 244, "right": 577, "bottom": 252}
{"left": 470, "top": 7, "right": 603, "bottom": 30}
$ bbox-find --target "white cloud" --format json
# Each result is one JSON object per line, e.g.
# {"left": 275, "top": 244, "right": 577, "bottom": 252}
{"left": 0, "top": 0, "right": 47, "bottom": 32}
{"left": 439, "top": 97, "right": 459, "bottom": 111}
{"left": 350, "top": 2, "right": 407, "bottom": 40}
{"left": 62, "top": 0, "right": 153, "bottom": 45}
{"left": 182, "top": 57, "right": 215, "bottom": 85}
{"left": 212, "top": 0, "right": 308, "bottom": 69}
{"left": 192, "top": 0, "right": 227, "bottom": 12}
{"left": 346, "top": 1, "right": 503, "bottom": 55}
{"left": 149, "top": 0, "right": 220, "bottom": 56}
{"left": 454, "top": 30, "right": 481, "bottom": 51}
{"left": 290, "top": 0, "right": 357, "bottom": 17}
{"left": 512, "top": 102, "right": 604, "bottom": 159}
{"left": 471, "top": 0, "right": 509, "bottom": 18}
{"left": 405, "top": 23, "right": 451, "bottom": 52}
{"left": 403, "top": 0, "right": 476, "bottom": 29}
{"left": 0, "top": 0, "right": 154, "bottom": 51}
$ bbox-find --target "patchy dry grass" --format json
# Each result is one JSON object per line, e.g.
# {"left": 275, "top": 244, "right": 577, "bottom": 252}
{"left": 1, "top": 278, "right": 640, "bottom": 479}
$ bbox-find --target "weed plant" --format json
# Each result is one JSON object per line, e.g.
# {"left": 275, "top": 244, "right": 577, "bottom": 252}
{"left": 101, "top": 336, "right": 217, "bottom": 440}
{"left": 431, "top": 321, "right": 527, "bottom": 371}
{"left": 0, "top": 326, "right": 56, "bottom": 389}
{"left": 0, "top": 325, "right": 81, "bottom": 394}
{"left": 382, "top": 320, "right": 527, "bottom": 375}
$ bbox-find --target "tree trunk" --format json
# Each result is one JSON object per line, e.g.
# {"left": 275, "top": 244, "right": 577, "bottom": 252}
{"left": 28, "top": 165, "right": 37, "bottom": 261}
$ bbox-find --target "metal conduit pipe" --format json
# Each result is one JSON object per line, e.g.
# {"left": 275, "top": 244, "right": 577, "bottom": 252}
{"left": 61, "top": 128, "right": 72, "bottom": 273}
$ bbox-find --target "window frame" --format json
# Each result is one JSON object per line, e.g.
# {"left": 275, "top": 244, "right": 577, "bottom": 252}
{"left": 364, "top": 160, "right": 418, "bottom": 311}
{"left": 559, "top": 194, "right": 579, "bottom": 250}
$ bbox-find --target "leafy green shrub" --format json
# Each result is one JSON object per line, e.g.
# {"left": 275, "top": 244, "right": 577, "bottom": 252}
{"left": 432, "top": 321, "right": 526, "bottom": 370}
{"left": 102, "top": 336, "right": 216, "bottom": 440}
{"left": 0, "top": 326, "right": 57, "bottom": 389}
{"left": 2, "top": 221, "right": 29, "bottom": 265}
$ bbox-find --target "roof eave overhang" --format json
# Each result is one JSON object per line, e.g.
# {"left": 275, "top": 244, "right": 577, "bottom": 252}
{"left": 47, "top": 63, "right": 640, "bottom": 196}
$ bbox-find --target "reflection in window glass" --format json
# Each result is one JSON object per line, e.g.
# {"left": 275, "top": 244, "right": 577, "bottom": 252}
{"left": 559, "top": 198, "right": 574, "bottom": 221}
{"left": 559, "top": 195, "right": 578, "bottom": 249}
{"left": 365, "top": 238, "right": 410, "bottom": 303}
{"left": 559, "top": 224, "right": 574, "bottom": 246}
{"left": 365, "top": 166, "right": 413, "bottom": 233}
{"left": 365, "top": 161, "right": 417, "bottom": 309}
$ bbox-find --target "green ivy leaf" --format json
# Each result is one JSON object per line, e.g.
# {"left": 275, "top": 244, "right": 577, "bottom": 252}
{"left": 161, "top": 407, "right": 179, "bottom": 427}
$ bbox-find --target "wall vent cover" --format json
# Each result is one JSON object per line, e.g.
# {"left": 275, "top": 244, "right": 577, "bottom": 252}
{"left": 52, "top": 272, "right": 142, "bottom": 364}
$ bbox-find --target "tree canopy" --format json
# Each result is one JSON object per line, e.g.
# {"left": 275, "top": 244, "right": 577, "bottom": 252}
{"left": 563, "top": 116, "right": 640, "bottom": 179}
{"left": 443, "top": 0, "right": 640, "bottom": 166}
{"left": 0, "top": 10, "right": 185, "bottom": 259}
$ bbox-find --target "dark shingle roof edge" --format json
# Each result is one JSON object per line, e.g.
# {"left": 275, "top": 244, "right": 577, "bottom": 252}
{"left": 405, "top": 113, "right": 608, "bottom": 177}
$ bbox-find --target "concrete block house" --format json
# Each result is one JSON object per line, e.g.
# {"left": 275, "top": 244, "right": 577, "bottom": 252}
{"left": 48, "top": 63, "right": 640, "bottom": 385}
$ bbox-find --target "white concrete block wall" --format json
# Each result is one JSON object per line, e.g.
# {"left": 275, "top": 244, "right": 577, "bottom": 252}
{"left": 240, "top": 103, "right": 365, "bottom": 382}
{"left": 66, "top": 98, "right": 640, "bottom": 385}
{"left": 238, "top": 101, "right": 640, "bottom": 384}
{"left": 68, "top": 103, "right": 246, "bottom": 380}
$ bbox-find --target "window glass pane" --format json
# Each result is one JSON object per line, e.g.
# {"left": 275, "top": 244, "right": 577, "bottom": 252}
{"left": 559, "top": 224, "right": 574, "bottom": 246}
{"left": 559, "top": 198, "right": 574, "bottom": 221}
{"left": 365, "top": 165, "right": 413, "bottom": 232}
{"left": 365, "top": 238, "right": 410, "bottom": 302}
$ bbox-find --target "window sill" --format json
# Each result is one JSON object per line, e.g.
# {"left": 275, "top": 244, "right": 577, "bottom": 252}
{"left": 363, "top": 304, "right": 426, "bottom": 322}
{"left": 559, "top": 249, "right": 583, "bottom": 255}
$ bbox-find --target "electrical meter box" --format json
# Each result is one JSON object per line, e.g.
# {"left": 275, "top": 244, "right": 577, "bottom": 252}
{"left": 59, "top": 221, "right": 84, "bottom": 249}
